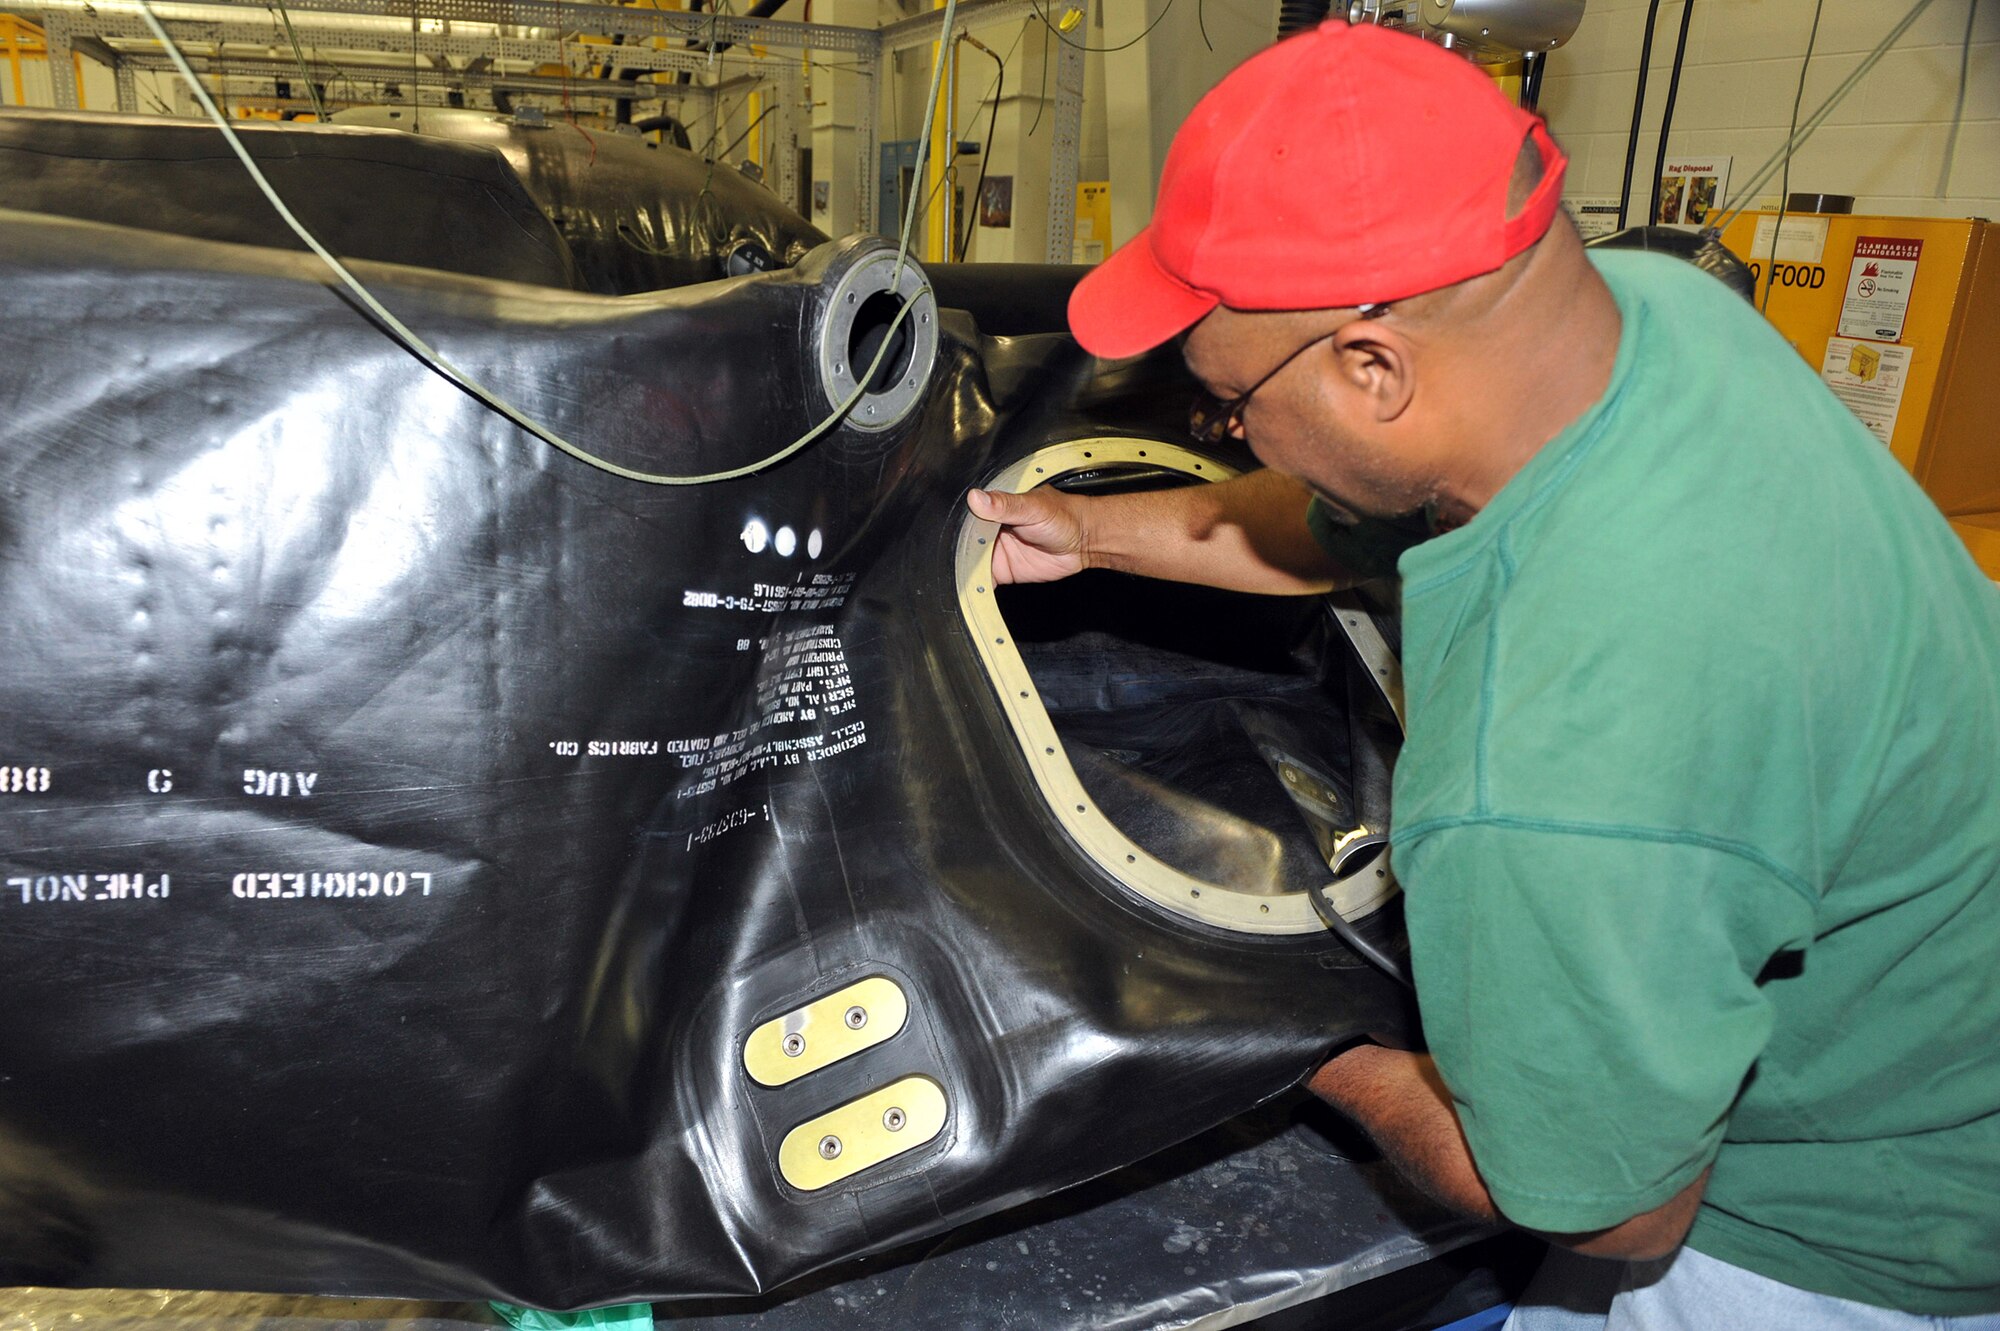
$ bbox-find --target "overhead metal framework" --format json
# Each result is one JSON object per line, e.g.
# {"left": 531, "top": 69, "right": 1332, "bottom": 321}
{"left": 22, "top": 0, "right": 1084, "bottom": 258}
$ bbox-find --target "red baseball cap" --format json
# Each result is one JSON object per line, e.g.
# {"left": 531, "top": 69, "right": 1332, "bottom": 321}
{"left": 1069, "top": 22, "right": 1568, "bottom": 359}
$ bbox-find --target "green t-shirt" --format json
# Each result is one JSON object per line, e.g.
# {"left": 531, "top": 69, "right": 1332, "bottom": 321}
{"left": 1371, "top": 250, "right": 2000, "bottom": 1313}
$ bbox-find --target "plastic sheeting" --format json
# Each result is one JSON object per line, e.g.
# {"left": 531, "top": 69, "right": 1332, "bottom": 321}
{"left": 0, "top": 109, "right": 584, "bottom": 290}
{"left": 0, "top": 210, "right": 1413, "bottom": 1307}
{"left": 331, "top": 108, "right": 828, "bottom": 293}
{"left": 0, "top": 108, "right": 827, "bottom": 297}
{"left": 665, "top": 1096, "right": 1499, "bottom": 1331}
{"left": 0, "top": 1097, "right": 1501, "bottom": 1331}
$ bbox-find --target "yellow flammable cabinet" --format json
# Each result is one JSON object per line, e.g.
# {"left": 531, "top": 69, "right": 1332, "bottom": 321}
{"left": 1719, "top": 212, "right": 2000, "bottom": 579}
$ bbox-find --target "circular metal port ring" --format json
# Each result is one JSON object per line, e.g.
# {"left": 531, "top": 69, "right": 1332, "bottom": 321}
{"left": 816, "top": 250, "right": 939, "bottom": 434}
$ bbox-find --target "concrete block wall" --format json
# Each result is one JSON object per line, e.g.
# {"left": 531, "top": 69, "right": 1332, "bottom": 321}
{"left": 1540, "top": 0, "right": 2000, "bottom": 222}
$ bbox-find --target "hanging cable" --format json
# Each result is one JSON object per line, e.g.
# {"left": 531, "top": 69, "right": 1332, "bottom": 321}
{"left": 1646, "top": 0, "right": 1696, "bottom": 227}
{"left": 1760, "top": 0, "right": 1825, "bottom": 312}
{"left": 408, "top": 4, "right": 422, "bottom": 129}
{"left": 953, "top": 33, "right": 1006, "bottom": 261}
{"left": 1026, "top": 11, "right": 1050, "bottom": 137}
{"left": 270, "top": 1, "right": 326, "bottom": 121}
{"left": 552, "top": 0, "right": 574, "bottom": 123}
{"left": 893, "top": 0, "right": 958, "bottom": 289}
{"left": 1937, "top": 0, "right": 1981, "bottom": 198}
{"left": 1709, "top": 0, "right": 1941, "bottom": 235}
{"left": 1615, "top": 0, "right": 1663, "bottom": 230}
{"left": 135, "top": 0, "right": 955, "bottom": 487}
{"left": 1027, "top": 0, "right": 1177, "bottom": 54}
{"left": 1518, "top": 50, "right": 1546, "bottom": 113}
{"left": 716, "top": 102, "right": 776, "bottom": 161}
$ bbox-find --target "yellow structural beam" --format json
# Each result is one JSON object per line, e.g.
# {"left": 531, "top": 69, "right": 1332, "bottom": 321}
{"left": 1, "top": 15, "right": 88, "bottom": 110}
{"left": 924, "top": 0, "right": 954, "bottom": 262}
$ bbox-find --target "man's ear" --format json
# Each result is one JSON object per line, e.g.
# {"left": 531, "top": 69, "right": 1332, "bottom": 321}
{"left": 1330, "top": 321, "right": 1416, "bottom": 424}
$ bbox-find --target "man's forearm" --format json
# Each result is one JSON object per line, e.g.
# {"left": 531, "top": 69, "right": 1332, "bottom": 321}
{"left": 1085, "top": 470, "right": 1349, "bottom": 595}
{"left": 1307, "top": 1045, "right": 1499, "bottom": 1221}
{"left": 1309, "top": 1045, "right": 1712, "bottom": 1260}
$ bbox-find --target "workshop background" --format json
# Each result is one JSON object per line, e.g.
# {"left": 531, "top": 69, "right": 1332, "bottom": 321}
{"left": 9, "top": 3, "right": 1993, "bottom": 237}
{"left": 0, "top": 1, "right": 1996, "bottom": 1330}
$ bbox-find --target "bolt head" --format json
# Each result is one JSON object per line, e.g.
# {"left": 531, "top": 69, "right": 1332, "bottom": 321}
{"left": 883, "top": 1106, "right": 906, "bottom": 1131}
{"left": 844, "top": 1005, "right": 868, "bottom": 1029}
{"left": 782, "top": 1033, "right": 806, "bottom": 1057}
{"left": 818, "top": 1134, "right": 842, "bottom": 1160}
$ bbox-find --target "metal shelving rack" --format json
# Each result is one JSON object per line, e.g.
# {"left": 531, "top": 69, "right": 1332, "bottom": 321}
{"left": 26, "top": 0, "right": 1083, "bottom": 258}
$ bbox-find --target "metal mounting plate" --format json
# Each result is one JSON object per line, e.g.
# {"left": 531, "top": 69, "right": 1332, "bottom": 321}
{"left": 777, "top": 1075, "right": 948, "bottom": 1192}
{"left": 744, "top": 975, "right": 909, "bottom": 1087}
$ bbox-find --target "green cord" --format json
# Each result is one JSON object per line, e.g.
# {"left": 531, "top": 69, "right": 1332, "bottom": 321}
{"left": 136, "top": 0, "right": 954, "bottom": 487}
{"left": 271, "top": 0, "right": 327, "bottom": 122}
{"left": 892, "top": 0, "right": 957, "bottom": 289}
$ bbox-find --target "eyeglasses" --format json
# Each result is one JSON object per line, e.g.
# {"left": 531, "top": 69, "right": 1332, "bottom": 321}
{"left": 1187, "top": 303, "right": 1390, "bottom": 447}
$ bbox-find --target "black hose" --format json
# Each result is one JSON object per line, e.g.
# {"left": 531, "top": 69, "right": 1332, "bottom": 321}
{"left": 955, "top": 39, "right": 1005, "bottom": 262}
{"left": 1519, "top": 49, "right": 1546, "bottom": 112}
{"left": 716, "top": 103, "right": 777, "bottom": 163}
{"left": 1647, "top": 0, "right": 1697, "bottom": 227}
{"left": 633, "top": 113, "right": 692, "bottom": 150}
{"left": 595, "top": 30, "right": 664, "bottom": 123}
{"left": 1308, "top": 879, "right": 1412, "bottom": 989}
{"left": 602, "top": 34, "right": 629, "bottom": 126}
{"left": 924, "top": 263, "right": 1088, "bottom": 335}
{"left": 1302, "top": 610, "right": 1413, "bottom": 990}
{"left": 677, "top": 0, "right": 790, "bottom": 80}
{"left": 1277, "top": 0, "right": 1331, "bottom": 39}
{"left": 1616, "top": 0, "right": 1664, "bottom": 229}
{"left": 674, "top": 0, "right": 705, "bottom": 85}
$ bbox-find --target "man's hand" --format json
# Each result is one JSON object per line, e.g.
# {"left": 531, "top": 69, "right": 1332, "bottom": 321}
{"left": 965, "top": 487, "right": 1093, "bottom": 585}
{"left": 965, "top": 471, "right": 1348, "bottom": 595}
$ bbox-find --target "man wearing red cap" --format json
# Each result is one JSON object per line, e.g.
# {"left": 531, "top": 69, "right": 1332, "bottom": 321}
{"left": 966, "top": 21, "right": 2000, "bottom": 1329}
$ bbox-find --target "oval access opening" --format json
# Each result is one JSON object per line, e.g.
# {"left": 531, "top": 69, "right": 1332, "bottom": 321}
{"left": 958, "top": 438, "right": 1402, "bottom": 938}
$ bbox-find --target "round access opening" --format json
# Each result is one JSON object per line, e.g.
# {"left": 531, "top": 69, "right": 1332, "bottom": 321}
{"left": 847, "top": 291, "right": 914, "bottom": 396}
{"left": 815, "top": 246, "right": 937, "bottom": 433}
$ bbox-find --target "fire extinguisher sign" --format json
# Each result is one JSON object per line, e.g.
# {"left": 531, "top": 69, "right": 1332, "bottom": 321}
{"left": 1838, "top": 236, "right": 1922, "bottom": 343}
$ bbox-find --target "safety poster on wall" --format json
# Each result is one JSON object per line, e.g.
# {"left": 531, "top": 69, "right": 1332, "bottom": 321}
{"left": 1564, "top": 196, "right": 1622, "bottom": 240}
{"left": 1656, "top": 157, "right": 1731, "bottom": 228}
{"left": 1820, "top": 336, "right": 1913, "bottom": 448}
{"left": 1073, "top": 181, "right": 1111, "bottom": 264}
{"left": 1837, "top": 236, "right": 1922, "bottom": 343}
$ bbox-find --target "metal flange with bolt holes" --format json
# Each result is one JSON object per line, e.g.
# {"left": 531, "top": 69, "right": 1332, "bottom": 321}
{"left": 815, "top": 249, "right": 938, "bottom": 433}
{"left": 956, "top": 437, "right": 1403, "bottom": 935}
